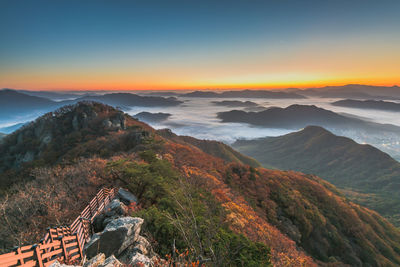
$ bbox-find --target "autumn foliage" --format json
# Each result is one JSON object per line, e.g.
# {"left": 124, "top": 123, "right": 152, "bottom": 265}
{"left": 1, "top": 102, "right": 400, "bottom": 266}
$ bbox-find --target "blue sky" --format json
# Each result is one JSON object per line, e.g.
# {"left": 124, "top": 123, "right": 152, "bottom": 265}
{"left": 1, "top": 0, "right": 399, "bottom": 90}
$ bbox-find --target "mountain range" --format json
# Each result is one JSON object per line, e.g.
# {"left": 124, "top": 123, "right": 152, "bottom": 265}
{"left": 73, "top": 93, "right": 182, "bottom": 109}
{"left": 1, "top": 102, "right": 400, "bottom": 266}
{"left": 182, "top": 90, "right": 306, "bottom": 99}
{"left": 217, "top": 104, "right": 400, "bottom": 134}
{"left": 0, "top": 89, "right": 59, "bottom": 117}
{"left": 332, "top": 99, "right": 400, "bottom": 111}
{"left": 0, "top": 89, "right": 183, "bottom": 128}
{"left": 233, "top": 126, "right": 400, "bottom": 226}
{"left": 292, "top": 84, "right": 400, "bottom": 99}
{"left": 211, "top": 100, "right": 260, "bottom": 107}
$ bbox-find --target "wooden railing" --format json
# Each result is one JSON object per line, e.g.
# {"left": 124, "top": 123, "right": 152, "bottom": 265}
{"left": 69, "top": 188, "right": 118, "bottom": 250}
{"left": 0, "top": 188, "right": 118, "bottom": 267}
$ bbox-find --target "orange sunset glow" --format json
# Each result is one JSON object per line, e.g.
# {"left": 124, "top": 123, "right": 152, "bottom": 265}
{"left": 1, "top": 1, "right": 399, "bottom": 91}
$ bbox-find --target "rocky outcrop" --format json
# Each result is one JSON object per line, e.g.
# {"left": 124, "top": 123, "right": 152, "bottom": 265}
{"left": 118, "top": 235, "right": 158, "bottom": 267}
{"left": 85, "top": 217, "right": 143, "bottom": 258}
{"left": 84, "top": 190, "right": 161, "bottom": 267}
{"left": 84, "top": 215, "right": 161, "bottom": 267}
{"left": 92, "top": 199, "right": 128, "bottom": 233}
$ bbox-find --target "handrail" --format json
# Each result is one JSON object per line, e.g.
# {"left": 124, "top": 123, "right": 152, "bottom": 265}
{"left": 0, "top": 188, "right": 119, "bottom": 267}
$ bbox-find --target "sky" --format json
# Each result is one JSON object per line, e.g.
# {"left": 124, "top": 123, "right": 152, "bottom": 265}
{"left": 0, "top": 0, "right": 399, "bottom": 91}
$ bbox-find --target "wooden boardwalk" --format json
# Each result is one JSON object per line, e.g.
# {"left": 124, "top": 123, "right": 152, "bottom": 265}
{"left": 0, "top": 188, "right": 118, "bottom": 267}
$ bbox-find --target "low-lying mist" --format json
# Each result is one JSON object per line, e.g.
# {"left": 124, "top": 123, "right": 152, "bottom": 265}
{"left": 126, "top": 96, "right": 400, "bottom": 160}
{"left": 2, "top": 93, "right": 400, "bottom": 160}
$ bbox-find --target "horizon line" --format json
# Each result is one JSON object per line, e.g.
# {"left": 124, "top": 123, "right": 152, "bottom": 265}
{"left": 2, "top": 83, "right": 400, "bottom": 92}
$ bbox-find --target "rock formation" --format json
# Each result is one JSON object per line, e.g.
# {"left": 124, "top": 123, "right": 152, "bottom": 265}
{"left": 51, "top": 190, "right": 160, "bottom": 267}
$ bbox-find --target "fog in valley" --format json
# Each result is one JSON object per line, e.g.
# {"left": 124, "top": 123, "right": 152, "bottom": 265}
{"left": 2, "top": 91, "right": 400, "bottom": 160}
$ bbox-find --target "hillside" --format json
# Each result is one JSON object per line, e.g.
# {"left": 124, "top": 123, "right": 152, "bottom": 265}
{"left": 0, "top": 89, "right": 59, "bottom": 117}
{"left": 157, "top": 128, "right": 260, "bottom": 167}
{"left": 134, "top": 111, "right": 172, "bottom": 123}
{"left": 0, "top": 123, "right": 26, "bottom": 134}
{"left": 332, "top": 99, "right": 400, "bottom": 111}
{"left": 1, "top": 102, "right": 400, "bottom": 266}
{"left": 217, "top": 104, "right": 360, "bottom": 128}
{"left": 233, "top": 126, "right": 400, "bottom": 225}
{"left": 0, "top": 102, "right": 155, "bottom": 191}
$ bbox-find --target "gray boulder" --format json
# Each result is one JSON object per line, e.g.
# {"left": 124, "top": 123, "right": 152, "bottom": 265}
{"left": 85, "top": 217, "right": 143, "bottom": 258}
{"left": 104, "top": 199, "right": 128, "bottom": 217}
{"left": 117, "top": 188, "right": 137, "bottom": 205}
{"left": 92, "top": 199, "right": 128, "bottom": 233}
{"left": 92, "top": 213, "right": 107, "bottom": 233}
{"left": 118, "top": 235, "right": 154, "bottom": 264}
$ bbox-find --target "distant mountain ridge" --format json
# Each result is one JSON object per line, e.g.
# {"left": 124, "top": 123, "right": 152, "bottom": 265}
{"left": 217, "top": 104, "right": 400, "bottom": 132}
{"left": 0, "top": 89, "right": 183, "bottom": 130}
{"left": 17, "top": 89, "right": 85, "bottom": 100}
{"left": 295, "top": 84, "right": 400, "bottom": 99}
{"left": 74, "top": 93, "right": 183, "bottom": 109}
{"left": 211, "top": 100, "right": 260, "bottom": 107}
{"left": 332, "top": 99, "right": 400, "bottom": 111}
{"left": 183, "top": 89, "right": 306, "bottom": 99}
{"left": 0, "top": 89, "right": 59, "bottom": 117}
{"left": 233, "top": 126, "right": 400, "bottom": 225}
{"left": 218, "top": 104, "right": 356, "bottom": 128}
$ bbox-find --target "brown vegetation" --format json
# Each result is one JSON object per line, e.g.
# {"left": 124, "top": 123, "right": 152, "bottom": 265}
{"left": 1, "top": 102, "right": 400, "bottom": 266}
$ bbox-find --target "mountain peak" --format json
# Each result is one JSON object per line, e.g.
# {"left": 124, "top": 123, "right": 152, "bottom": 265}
{"left": 0, "top": 101, "right": 153, "bottom": 173}
{"left": 31, "top": 101, "right": 128, "bottom": 132}
{"left": 302, "top": 125, "right": 331, "bottom": 134}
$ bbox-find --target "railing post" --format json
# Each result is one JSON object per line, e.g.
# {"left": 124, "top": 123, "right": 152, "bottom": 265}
{"left": 75, "top": 233, "right": 84, "bottom": 260}
{"left": 95, "top": 193, "right": 99, "bottom": 211}
{"left": 79, "top": 217, "right": 86, "bottom": 242}
{"left": 107, "top": 190, "right": 111, "bottom": 205}
{"left": 48, "top": 228, "right": 54, "bottom": 242}
{"left": 60, "top": 236, "right": 68, "bottom": 263}
{"left": 89, "top": 202, "right": 93, "bottom": 218}
{"left": 14, "top": 246, "right": 24, "bottom": 265}
{"left": 103, "top": 190, "right": 106, "bottom": 209}
{"left": 33, "top": 244, "right": 44, "bottom": 267}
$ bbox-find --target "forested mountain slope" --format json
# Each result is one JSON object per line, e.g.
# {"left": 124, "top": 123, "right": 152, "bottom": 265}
{"left": 233, "top": 126, "right": 400, "bottom": 226}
